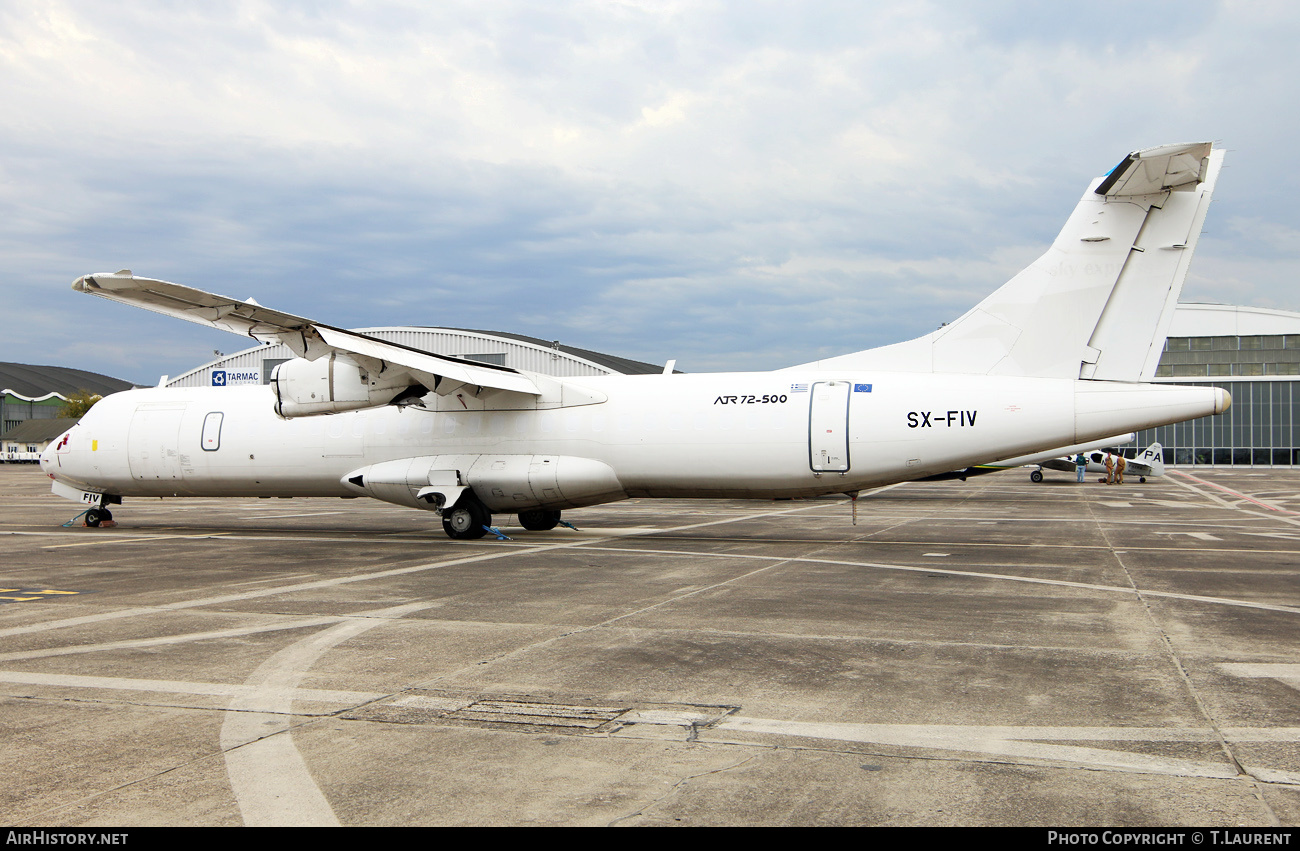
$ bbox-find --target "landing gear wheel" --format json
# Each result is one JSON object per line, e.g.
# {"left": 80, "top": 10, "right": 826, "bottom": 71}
{"left": 518, "top": 509, "right": 562, "bottom": 531}
{"left": 85, "top": 507, "right": 103, "bottom": 527}
{"left": 1029, "top": 470, "right": 1044, "bottom": 483}
{"left": 442, "top": 497, "right": 490, "bottom": 540}
{"left": 1139, "top": 477, "right": 1147, "bottom": 483}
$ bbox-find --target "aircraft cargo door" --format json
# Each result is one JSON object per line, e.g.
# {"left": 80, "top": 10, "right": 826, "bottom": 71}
{"left": 128, "top": 403, "right": 186, "bottom": 481}
{"left": 809, "top": 380, "right": 850, "bottom": 472}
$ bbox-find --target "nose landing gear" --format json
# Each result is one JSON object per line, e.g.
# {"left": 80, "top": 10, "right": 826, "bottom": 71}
{"left": 65, "top": 494, "right": 120, "bottom": 528}
{"left": 84, "top": 506, "right": 114, "bottom": 527}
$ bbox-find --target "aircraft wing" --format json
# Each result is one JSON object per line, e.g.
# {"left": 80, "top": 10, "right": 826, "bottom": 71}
{"left": 71, "top": 271, "right": 540, "bottom": 397}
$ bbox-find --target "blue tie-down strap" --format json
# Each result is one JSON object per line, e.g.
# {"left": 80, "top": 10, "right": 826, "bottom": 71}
{"left": 482, "top": 525, "right": 514, "bottom": 541}
{"left": 62, "top": 510, "right": 90, "bottom": 528}
{"left": 558, "top": 520, "right": 580, "bottom": 531}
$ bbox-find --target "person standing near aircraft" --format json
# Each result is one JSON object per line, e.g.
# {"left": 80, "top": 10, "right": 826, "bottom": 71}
{"left": 1116, "top": 454, "right": 1126, "bottom": 485}
{"left": 1075, "top": 453, "right": 1087, "bottom": 483}
{"left": 1104, "top": 454, "right": 1114, "bottom": 484}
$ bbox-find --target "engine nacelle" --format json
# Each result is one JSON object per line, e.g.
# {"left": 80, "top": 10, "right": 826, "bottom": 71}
{"left": 271, "top": 353, "right": 422, "bottom": 418}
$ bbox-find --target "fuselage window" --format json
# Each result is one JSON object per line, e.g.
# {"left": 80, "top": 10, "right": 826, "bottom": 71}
{"left": 202, "top": 412, "right": 224, "bottom": 451}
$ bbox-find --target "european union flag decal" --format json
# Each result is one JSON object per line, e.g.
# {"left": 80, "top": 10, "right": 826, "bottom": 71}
{"left": 853, "top": 383, "right": 872, "bottom": 393}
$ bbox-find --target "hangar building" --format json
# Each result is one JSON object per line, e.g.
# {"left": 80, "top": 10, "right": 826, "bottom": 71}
{"left": 160, "top": 327, "right": 671, "bottom": 389}
{"left": 1, "top": 363, "right": 134, "bottom": 432}
{"left": 1139, "top": 304, "right": 1300, "bottom": 466}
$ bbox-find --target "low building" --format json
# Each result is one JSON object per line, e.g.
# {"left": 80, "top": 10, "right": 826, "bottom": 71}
{"left": 1, "top": 418, "right": 76, "bottom": 463}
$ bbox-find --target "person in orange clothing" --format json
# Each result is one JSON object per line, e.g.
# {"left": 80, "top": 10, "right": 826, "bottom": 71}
{"left": 1104, "top": 453, "right": 1114, "bottom": 484}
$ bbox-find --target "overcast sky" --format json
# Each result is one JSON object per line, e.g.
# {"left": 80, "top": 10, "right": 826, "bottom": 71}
{"left": 3, "top": 0, "right": 1298, "bottom": 384}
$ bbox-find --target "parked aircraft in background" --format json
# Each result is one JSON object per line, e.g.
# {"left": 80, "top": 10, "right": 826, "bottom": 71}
{"left": 43, "top": 142, "right": 1230, "bottom": 538}
{"left": 1029, "top": 442, "right": 1165, "bottom": 483}
{"left": 924, "top": 434, "right": 1135, "bottom": 482}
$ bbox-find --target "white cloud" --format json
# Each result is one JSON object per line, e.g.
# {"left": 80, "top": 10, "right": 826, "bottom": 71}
{"left": 1, "top": 1, "right": 1298, "bottom": 382}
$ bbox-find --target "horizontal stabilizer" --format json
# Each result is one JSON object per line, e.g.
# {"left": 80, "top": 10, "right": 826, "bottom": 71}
{"left": 72, "top": 272, "right": 540, "bottom": 398}
{"left": 1095, "top": 143, "right": 1212, "bottom": 197}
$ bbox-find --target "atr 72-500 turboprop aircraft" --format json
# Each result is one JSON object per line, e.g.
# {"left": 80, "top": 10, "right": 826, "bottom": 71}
{"left": 44, "top": 142, "right": 1231, "bottom": 538}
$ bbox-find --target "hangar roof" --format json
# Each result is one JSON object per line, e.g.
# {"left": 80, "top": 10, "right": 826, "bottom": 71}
{"left": 0, "top": 363, "right": 135, "bottom": 402}
{"left": 444, "top": 328, "right": 672, "bottom": 375}
{"left": 0, "top": 418, "right": 76, "bottom": 442}
{"left": 1169, "top": 304, "right": 1300, "bottom": 337}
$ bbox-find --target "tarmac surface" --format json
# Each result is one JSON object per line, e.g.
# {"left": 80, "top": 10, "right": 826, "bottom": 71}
{"left": 1, "top": 463, "right": 1299, "bottom": 827}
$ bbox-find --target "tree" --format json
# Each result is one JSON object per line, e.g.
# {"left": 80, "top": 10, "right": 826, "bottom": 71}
{"left": 59, "top": 389, "right": 102, "bottom": 419}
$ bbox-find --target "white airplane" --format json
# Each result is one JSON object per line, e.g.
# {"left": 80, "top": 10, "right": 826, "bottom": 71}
{"left": 1028, "top": 442, "right": 1165, "bottom": 483}
{"left": 42, "top": 142, "right": 1231, "bottom": 538}
{"left": 923, "top": 433, "right": 1135, "bottom": 482}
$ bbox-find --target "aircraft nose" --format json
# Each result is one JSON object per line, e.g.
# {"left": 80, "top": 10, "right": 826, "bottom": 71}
{"left": 40, "top": 426, "right": 73, "bottom": 475}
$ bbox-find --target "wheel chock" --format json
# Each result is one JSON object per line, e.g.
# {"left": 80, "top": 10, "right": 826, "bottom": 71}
{"left": 482, "top": 525, "right": 514, "bottom": 541}
{"left": 62, "top": 510, "right": 90, "bottom": 528}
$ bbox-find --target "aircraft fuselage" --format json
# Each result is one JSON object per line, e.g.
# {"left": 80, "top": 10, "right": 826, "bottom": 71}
{"left": 42, "top": 370, "right": 1225, "bottom": 512}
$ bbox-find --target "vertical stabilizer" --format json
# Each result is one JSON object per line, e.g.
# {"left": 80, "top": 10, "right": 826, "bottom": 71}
{"left": 1134, "top": 442, "right": 1165, "bottom": 478}
{"left": 793, "top": 143, "right": 1222, "bottom": 382}
{"left": 1082, "top": 147, "right": 1221, "bottom": 381}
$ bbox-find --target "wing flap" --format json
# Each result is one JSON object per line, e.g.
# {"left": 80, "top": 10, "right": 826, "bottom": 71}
{"left": 312, "top": 326, "right": 539, "bottom": 395}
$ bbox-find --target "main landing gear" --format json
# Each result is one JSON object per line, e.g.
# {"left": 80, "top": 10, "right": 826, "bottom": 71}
{"left": 518, "top": 509, "right": 562, "bottom": 531}
{"left": 441, "top": 495, "right": 491, "bottom": 540}
{"left": 438, "top": 493, "right": 566, "bottom": 540}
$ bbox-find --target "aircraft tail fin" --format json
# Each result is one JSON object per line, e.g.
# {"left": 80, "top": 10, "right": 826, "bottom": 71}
{"left": 796, "top": 143, "right": 1222, "bottom": 381}
{"left": 1132, "top": 442, "right": 1165, "bottom": 478}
